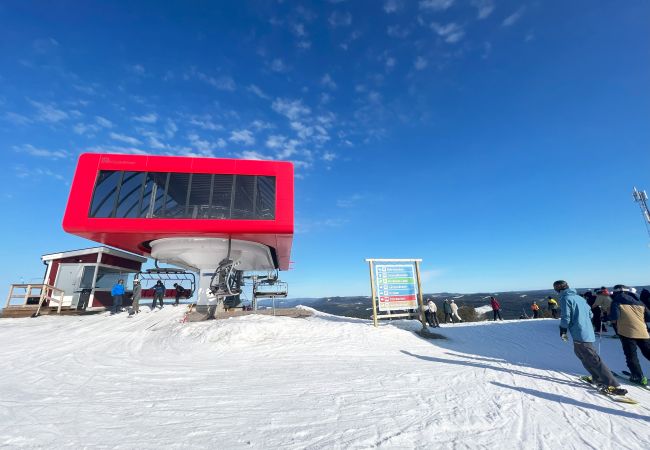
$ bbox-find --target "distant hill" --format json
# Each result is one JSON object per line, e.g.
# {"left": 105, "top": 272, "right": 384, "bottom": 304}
{"left": 260, "top": 286, "right": 650, "bottom": 320}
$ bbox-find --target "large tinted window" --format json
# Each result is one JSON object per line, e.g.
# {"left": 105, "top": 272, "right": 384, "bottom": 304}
{"left": 89, "top": 170, "right": 276, "bottom": 220}
{"left": 90, "top": 171, "right": 121, "bottom": 217}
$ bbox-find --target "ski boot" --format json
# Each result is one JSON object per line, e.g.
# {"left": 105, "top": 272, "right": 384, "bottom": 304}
{"left": 599, "top": 385, "right": 628, "bottom": 396}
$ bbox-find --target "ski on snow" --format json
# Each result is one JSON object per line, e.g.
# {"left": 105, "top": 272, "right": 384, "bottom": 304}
{"left": 577, "top": 376, "right": 639, "bottom": 404}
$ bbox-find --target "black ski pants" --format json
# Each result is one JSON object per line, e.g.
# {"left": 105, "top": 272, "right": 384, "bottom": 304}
{"left": 493, "top": 309, "right": 503, "bottom": 321}
{"left": 619, "top": 336, "right": 650, "bottom": 380}
{"left": 426, "top": 311, "right": 439, "bottom": 327}
{"left": 152, "top": 293, "right": 164, "bottom": 308}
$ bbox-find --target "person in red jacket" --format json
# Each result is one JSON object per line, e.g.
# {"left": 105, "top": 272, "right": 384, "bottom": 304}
{"left": 490, "top": 296, "right": 503, "bottom": 321}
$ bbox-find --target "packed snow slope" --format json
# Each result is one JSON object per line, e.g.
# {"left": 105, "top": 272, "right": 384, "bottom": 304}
{"left": 1, "top": 308, "right": 649, "bottom": 449}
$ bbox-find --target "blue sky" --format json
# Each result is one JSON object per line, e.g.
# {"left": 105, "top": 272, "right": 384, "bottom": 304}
{"left": 1, "top": 0, "right": 649, "bottom": 298}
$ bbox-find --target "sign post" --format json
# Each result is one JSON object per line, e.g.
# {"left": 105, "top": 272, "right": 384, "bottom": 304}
{"left": 365, "top": 258, "right": 426, "bottom": 328}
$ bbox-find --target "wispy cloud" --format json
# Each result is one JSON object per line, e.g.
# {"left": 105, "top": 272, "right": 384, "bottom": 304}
{"left": 322, "top": 151, "right": 336, "bottom": 162}
{"left": 472, "top": 0, "right": 494, "bottom": 19}
{"left": 87, "top": 145, "right": 149, "bottom": 155}
{"left": 419, "top": 0, "right": 454, "bottom": 11}
{"left": 336, "top": 194, "right": 364, "bottom": 208}
{"left": 95, "top": 116, "right": 113, "bottom": 128}
{"left": 127, "top": 64, "right": 146, "bottom": 76}
{"left": 269, "top": 58, "right": 289, "bottom": 73}
{"left": 431, "top": 22, "right": 465, "bottom": 43}
{"left": 14, "top": 144, "right": 70, "bottom": 159}
{"left": 387, "top": 25, "right": 410, "bottom": 38}
{"left": 414, "top": 56, "right": 428, "bottom": 70}
{"left": 383, "top": 0, "right": 403, "bottom": 13}
{"left": 110, "top": 132, "right": 142, "bottom": 146}
{"left": 248, "top": 84, "right": 269, "bottom": 100}
{"left": 320, "top": 73, "right": 337, "bottom": 90}
{"left": 502, "top": 7, "right": 525, "bottom": 27}
{"left": 73, "top": 122, "right": 101, "bottom": 136}
{"left": 188, "top": 133, "right": 226, "bottom": 153}
{"left": 186, "top": 68, "right": 236, "bottom": 91}
{"left": 29, "top": 100, "right": 69, "bottom": 123}
{"left": 229, "top": 129, "right": 255, "bottom": 146}
{"left": 186, "top": 114, "right": 223, "bottom": 131}
{"left": 32, "top": 37, "right": 59, "bottom": 54}
{"left": 239, "top": 150, "right": 268, "bottom": 160}
{"left": 133, "top": 113, "right": 158, "bottom": 124}
{"left": 329, "top": 11, "right": 352, "bottom": 27}
{"left": 3, "top": 112, "right": 32, "bottom": 125}
{"left": 272, "top": 98, "right": 311, "bottom": 121}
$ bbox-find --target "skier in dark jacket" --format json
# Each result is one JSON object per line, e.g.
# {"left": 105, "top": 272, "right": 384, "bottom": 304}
{"left": 442, "top": 300, "right": 452, "bottom": 323}
{"left": 173, "top": 283, "right": 187, "bottom": 306}
{"left": 610, "top": 285, "right": 650, "bottom": 386}
{"left": 152, "top": 280, "right": 165, "bottom": 309}
{"left": 490, "top": 296, "right": 503, "bottom": 321}
{"left": 554, "top": 280, "right": 626, "bottom": 396}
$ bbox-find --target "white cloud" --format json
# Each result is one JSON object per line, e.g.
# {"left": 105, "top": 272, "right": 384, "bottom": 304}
{"left": 29, "top": 100, "right": 69, "bottom": 123}
{"left": 320, "top": 73, "right": 337, "bottom": 90}
{"left": 290, "top": 121, "right": 314, "bottom": 140}
{"left": 383, "top": 0, "right": 403, "bottom": 13}
{"left": 87, "top": 145, "right": 149, "bottom": 155}
{"left": 419, "top": 0, "right": 454, "bottom": 11}
{"left": 133, "top": 113, "right": 158, "bottom": 124}
{"left": 248, "top": 84, "right": 269, "bottom": 99}
{"left": 229, "top": 129, "right": 255, "bottom": 146}
{"left": 291, "top": 23, "right": 306, "bottom": 37}
{"left": 187, "top": 115, "right": 222, "bottom": 131}
{"left": 188, "top": 68, "right": 236, "bottom": 91}
{"left": 472, "top": 0, "right": 494, "bottom": 19}
{"left": 336, "top": 194, "right": 363, "bottom": 208}
{"left": 165, "top": 120, "right": 177, "bottom": 138}
{"left": 128, "top": 64, "right": 146, "bottom": 76}
{"left": 110, "top": 132, "right": 142, "bottom": 146}
{"left": 14, "top": 144, "right": 70, "bottom": 159}
{"left": 269, "top": 58, "right": 289, "bottom": 73}
{"left": 322, "top": 152, "right": 336, "bottom": 162}
{"left": 328, "top": 11, "right": 352, "bottom": 27}
{"left": 431, "top": 22, "right": 465, "bottom": 43}
{"left": 73, "top": 122, "right": 100, "bottom": 136}
{"left": 297, "top": 40, "right": 312, "bottom": 50}
{"left": 266, "top": 135, "right": 286, "bottom": 149}
{"left": 251, "top": 120, "right": 274, "bottom": 131}
{"left": 188, "top": 133, "right": 224, "bottom": 153}
{"left": 239, "top": 151, "right": 267, "bottom": 160}
{"left": 387, "top": 25, "right": 410, "bottom": 38}
{"left": 32, "top": 37, "right": 60, "bottom": 53}
{"left": 385, "top": 56, "right": 396, "bottom": 69}
{"left": 414, "top": 56, "right": 428, "bottom": 70}
{"left": 95, "top": 116, "right": 113, "bottom": 128}
{"left": 3, "top": 112, "right": 31, "bottom": 125}
{"left": 272, "top": 98, "right": 311, "bottom": 121}
{"left": 503, "top": 7, "right": 525, "bottom": 27}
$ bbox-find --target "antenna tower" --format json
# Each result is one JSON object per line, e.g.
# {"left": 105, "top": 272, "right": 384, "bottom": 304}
{"left": 632, "top": 187, "right": 650, "bottom": 240}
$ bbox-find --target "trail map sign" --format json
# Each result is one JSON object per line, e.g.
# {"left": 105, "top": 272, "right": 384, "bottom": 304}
{"left": 365, "top": 258, "right": 426, "bottom": 328}
{"left": 375, "top": 263, "right": 417, "bottom": 311}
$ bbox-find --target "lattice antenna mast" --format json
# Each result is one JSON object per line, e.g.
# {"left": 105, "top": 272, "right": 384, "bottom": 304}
{"left": 632, "top": 187, "right": 650, "bottom": 240}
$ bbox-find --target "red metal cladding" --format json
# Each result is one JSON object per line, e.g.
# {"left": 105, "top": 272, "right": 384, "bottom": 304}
{"left": 62, "top": 153, "right": 294, "bottom": 270}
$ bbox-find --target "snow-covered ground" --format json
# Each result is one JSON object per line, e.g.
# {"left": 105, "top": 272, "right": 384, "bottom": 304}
{"left": 1, "top": 307, "right": 649, "bottom": 449}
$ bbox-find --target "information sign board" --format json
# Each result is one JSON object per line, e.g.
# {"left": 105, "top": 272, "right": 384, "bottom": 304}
{"left": 375, "top": 263, "right": 417, "bottom": 311}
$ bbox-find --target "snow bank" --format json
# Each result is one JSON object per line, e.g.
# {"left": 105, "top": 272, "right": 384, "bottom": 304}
{"left": 0, "top": 308, "right": 649, "bottom": 448}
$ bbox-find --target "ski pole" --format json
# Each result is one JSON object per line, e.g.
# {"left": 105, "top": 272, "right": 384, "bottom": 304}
{"left": 598, "top": 329, "right": 602, "bottom": 355}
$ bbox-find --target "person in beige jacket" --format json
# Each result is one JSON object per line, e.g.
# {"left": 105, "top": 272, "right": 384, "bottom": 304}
{"left": 610, "top": 285, "right": 650, "bottom": 385}
{"left": 592, "top": 288, "right": 613, "bottom": 333}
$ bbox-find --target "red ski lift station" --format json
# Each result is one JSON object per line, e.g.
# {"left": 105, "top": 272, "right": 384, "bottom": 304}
{"left": 3, "top": 153, "right": 294, "bottom": 317}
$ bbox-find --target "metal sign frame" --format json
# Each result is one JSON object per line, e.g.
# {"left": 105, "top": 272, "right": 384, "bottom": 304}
{"left": 365, "top": 258, "right": 426, "bottom": 328}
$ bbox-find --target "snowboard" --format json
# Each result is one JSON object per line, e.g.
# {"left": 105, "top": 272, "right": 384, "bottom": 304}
{"left": 578, "top": 377, "right": 638, "bottom": 404}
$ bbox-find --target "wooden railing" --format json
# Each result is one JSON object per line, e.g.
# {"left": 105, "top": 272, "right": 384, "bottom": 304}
{"left": 5, "top": 284, "right": 66, "bottom": 315}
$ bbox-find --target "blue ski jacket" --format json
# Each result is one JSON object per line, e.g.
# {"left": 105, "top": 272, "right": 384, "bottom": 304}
{"left": 559, "top": 288, "right": 595, "bottom": 343}
{"left": 111, "top": 283, "right": 125, "bottom": 296}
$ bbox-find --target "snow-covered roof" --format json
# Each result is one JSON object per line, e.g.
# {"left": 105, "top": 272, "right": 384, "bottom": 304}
{"left": 41, "top": 246, "right": 147, "bottom": 263}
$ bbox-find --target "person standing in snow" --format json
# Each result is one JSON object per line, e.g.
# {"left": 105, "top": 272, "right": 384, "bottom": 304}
{"left": 152, "top": 280, "right": 165, "bottom": 309}
{"left": 554, "top": 280, "right": 626, "bottom": 395}
{"left": 110, "top": 279, "right": 125, "bottom": 314}
{"left": 443, "top": 299, "right": 452, "bottom": 323}
{"left": 426, "top": 299, "right": 440, "bottom": 327}
{"left": 490, "top": 296, "right": 503, "bottom": 321}
{"left": 173, "top": 283, "right": 186, "bottom": 306}
{"left": 547, "top": 296, "right": 559, "bottom": 319}
{"left": 592, "top": 288, "right": 612, "bottom": 333}
{"left": 450, "top": 299, "right": 462, "bottom": 323}
{"left": 531, "top": 301, "right": 540, "bottom": 318}
{"left": 609, "top": 285, "right": 650, "bottom": 386}
{"left": 130, "top": 278, "right": 141, "bottom": 315}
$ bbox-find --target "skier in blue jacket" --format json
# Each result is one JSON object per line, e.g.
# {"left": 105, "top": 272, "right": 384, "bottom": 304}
{"left": 554, "top": 280, "right": 626, "bottom": 396}
{"left": 110, "top": 279, "right": 125, "bottom": 314}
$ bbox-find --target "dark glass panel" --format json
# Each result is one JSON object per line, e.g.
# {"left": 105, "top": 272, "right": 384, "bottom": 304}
{"left": 232, "top": 175, "right": 255, "bottom": 219}
{"left": 163, "top": 173, "right": 190, "bottom": 218}
{"left": 90, "top": 171, "right": 121, "bottom": 217}
{"left": 210, "top": 174, "right": 234, "bottom": 219}
{"left": 188, "top": 174, "right": 213, "bottom": 218}
{"left": 116, "top": 171, "right": 146, "bottom": 218}
{"left": 256, "top": 176, "right": 276, "bottom": 219}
